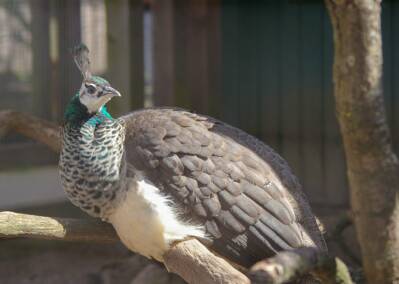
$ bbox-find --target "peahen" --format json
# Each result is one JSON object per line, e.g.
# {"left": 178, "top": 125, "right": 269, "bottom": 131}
{"left": 59, "top": 44, "right": 326, "bottom": 272}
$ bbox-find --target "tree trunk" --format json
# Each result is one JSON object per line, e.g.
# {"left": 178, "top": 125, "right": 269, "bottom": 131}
{"left": 325, "top": 1, "right": 399, "bottom": 283}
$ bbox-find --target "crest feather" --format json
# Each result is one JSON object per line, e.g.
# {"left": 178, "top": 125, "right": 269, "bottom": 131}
{"left": 72, "top": 43, "right": 91, "bottom": 79}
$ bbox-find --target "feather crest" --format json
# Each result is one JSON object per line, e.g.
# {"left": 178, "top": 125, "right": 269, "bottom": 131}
{"left": 72, "top": 43, "right": 91, "bottom": 79}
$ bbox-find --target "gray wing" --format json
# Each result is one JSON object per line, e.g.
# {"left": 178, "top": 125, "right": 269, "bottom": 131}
{"left": 122, "top": 108, "right": 323, "bottom": 267}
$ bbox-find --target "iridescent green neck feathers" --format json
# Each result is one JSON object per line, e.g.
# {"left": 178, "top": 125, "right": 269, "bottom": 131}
{"left": 64, "top": 94, "right": 113, "bottom": 127}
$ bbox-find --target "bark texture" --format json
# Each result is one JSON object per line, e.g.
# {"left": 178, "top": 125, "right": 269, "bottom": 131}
{"left": 325, "top": 1, "right": 399, "bottom": 283}
{"left": 163, "top": 239, "right": 250, "bottom": 284}
{"left": 0, "top": 211, "right": 117, "bottom": 242}
{"left": 0, "top": 110, "right": 60, "bottom": 152}
{"left": 249, "top": 247, "right": 352, "bottom": 284}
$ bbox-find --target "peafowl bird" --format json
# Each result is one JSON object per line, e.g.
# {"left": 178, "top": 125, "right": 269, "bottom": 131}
{"left": 59, "top": 44, "right": 326, "bottom": 270}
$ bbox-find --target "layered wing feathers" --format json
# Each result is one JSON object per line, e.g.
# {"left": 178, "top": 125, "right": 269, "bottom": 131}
{"left": 123, "top": 109, "right": 309, "bottom": 266}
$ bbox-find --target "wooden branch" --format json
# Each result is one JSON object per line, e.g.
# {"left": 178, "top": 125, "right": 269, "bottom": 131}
{"left": 249, "top": 247, "right": 353, "bottom": 284}
{"left": 0, "top": 211, "right": 117, "bottom": 242}
{"left": 163, "top": 239, "right": 250, "bottom": 284}
{"left": 0, "top": 211, "right": 249, "bottom": 283}
{"left": 0, "top": 211, "right": 354, "bottom": 284}
{"left": 0, "top": 110, "right": 61, "bottom": 152}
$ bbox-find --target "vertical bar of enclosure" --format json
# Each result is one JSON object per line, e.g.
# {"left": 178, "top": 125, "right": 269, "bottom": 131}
{"left": 129, "top": 0, "right": 144, "bottom": 110}
{"left": 299, "top": 3, "right": 324, "bottom": 203}
{"left": 207, "top": 0, "right": 222, "bottom": 119}
{"left": 281, "top": 1, "right": 301, "bottom": 178}
{"left": 31, "top": 0, "right": 51, "bottom": 120}
{"left": 54, "top": 0, "right": 81, "bottom": 121}
{"left": 185, "top": 0, "right": 210, "bottom": 114}
{"left": 152, "top": 0, "right": 175, "bottom": 106}
{"left": 106, "top": 0, "right": 131, "bottom": 115}
{"left": 393, "top": 1, "right": 399, "bottom": 154}
{"left": 220, "top": 0, "right": 240, "bottom": 127}
{"left": 259, "top": 1, "right": 281, "bottom": 149}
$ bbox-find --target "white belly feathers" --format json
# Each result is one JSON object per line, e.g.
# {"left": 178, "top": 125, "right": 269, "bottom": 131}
{"left": 109, "top": 179, "right": 206, "bottom": 262}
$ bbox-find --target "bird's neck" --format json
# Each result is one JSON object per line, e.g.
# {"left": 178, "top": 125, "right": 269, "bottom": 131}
{"left": 60, "top": 95, "right": 125, "bottom": 219}
{"left": 64, "top": 94, "right": 113, "bottom": 127}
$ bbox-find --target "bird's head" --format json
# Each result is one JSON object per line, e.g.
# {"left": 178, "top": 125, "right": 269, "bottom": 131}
{"left": 78, "top": 76, "right": 121, "bottom": 114}
{"left": 72, "top": 44, "right": 121, "bottom": 114}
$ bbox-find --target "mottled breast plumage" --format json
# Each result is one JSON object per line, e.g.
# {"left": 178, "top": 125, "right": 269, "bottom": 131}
{"left": 59, "top": 113, "right": 126, "bottom": 219}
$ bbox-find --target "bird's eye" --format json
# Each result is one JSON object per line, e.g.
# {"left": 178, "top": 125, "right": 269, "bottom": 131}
{"left": 85, "top": 84, "right": 96, "bottom": 94}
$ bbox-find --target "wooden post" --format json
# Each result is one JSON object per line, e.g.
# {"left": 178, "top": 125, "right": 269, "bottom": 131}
{"left": 105, "top": 0, "right": 132, "bottom": 115}
{"left": 184, "top": 0, "right": 210, "bottom": 114}
{"left": 129, "top": 0, "right": 144, "bottom": 110}
{"left": 220, "top": 0, "right": 240, "bottom": 127}
{"left": 152, "top": 0, "right": 175, "bottom": 106}
{"left": 31, "top": 0, "right": 51, "bottom": 120}
{"left": 152, "top": 0, "right": 221, "bottom": 113}
{"left": 54, "top": 0, "right": 82, "bottom": 122}
{"left": 206, "top": 0, "right": 222, "bottom": 118}
{"left": 181, "top": 0, "right": 222, "bottom": 115}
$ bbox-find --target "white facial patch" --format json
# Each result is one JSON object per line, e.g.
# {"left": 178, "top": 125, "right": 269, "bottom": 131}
{"left": 79, "top": 83, "right": 111, "bottom": 113}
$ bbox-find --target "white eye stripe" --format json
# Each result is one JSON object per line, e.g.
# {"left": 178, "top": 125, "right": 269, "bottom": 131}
{"left": 85, "top": 83, "right": 97, "bottom": 94}
{"left": 85, "top": 83, "right": 96, "bottom": 88}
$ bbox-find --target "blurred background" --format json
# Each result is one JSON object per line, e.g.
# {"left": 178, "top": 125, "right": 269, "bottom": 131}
{"left": 0, "top": 0, "right": 397, "bottom": 282}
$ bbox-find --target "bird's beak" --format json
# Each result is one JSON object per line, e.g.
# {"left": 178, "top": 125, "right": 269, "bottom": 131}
{"left": 104, "top": 86, "right": 121, "bottom": 97}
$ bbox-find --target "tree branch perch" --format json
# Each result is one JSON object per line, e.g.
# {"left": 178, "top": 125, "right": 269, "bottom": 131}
{"left": 0, "top": 211, "right": 117, "bottom": 242}
{"left": 0, "top": 211, "right": 353, "bottom": 284}
{"left": 0, "top": 211, "right": 250, "bottom": 284}
{"left": 164, "top": 239, "right": 250, "bottom": 284}
{"left": 0, "top": 110, "right": 60, "bottom": 152}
